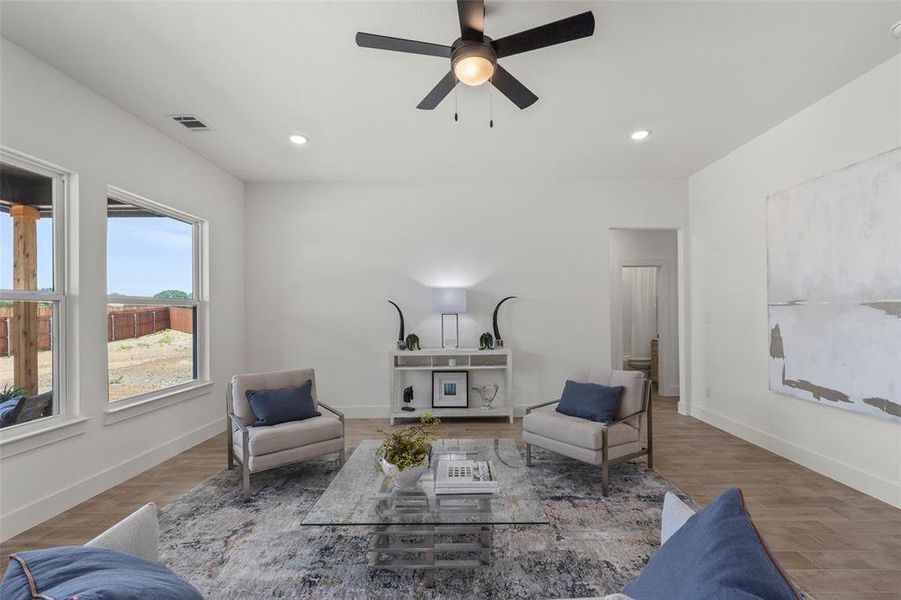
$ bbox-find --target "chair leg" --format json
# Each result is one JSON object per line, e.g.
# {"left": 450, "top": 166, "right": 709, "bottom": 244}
{"left": 242, "top": 429, "right": 251, "bottom": 502}
{"left": 525, "top": 443, "right": 532, "bottom": 467}
{"left": 226, "top": 418, "right": 234, "bottom": 470}
{"left": 242, "top": 464, "right": 251, "bottom": 502}
{"left": 601, "top": 428, "right": 610, "bottom": 497}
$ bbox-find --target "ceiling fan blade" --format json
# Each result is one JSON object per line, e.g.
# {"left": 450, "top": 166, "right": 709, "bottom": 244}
{"left": 491, "top": 64, "right": 538, "bottom": 109}
{"left": 457, "top": 0, "right": 485, "bottom": 41}
{"left": 492, "top": 11, "right": 595, "bottom": 59}
{"left": 417, "top": 71, "right": 457, "bottom": 110}
{"left": 356, "top": 32, "right": 452, "bottom": 58}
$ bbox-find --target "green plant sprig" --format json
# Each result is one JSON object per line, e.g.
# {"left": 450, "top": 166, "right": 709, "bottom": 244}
{"left": 375, "top": 412, "right": 440, "bottom": 470}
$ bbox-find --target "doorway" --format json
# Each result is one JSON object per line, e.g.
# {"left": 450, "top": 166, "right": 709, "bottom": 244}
{"left": 621, "top": 266, "right": 660, "bottom": 381}
{"left": 609, "top": 229, "right": 679, "bottom": 399}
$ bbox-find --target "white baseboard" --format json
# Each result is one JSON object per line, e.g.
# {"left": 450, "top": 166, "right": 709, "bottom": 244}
{"left": 1, "top": 418, "right": 224, "bottom": 541}
{"left": 691, "top": 405, "right": 900, "bottom": 508}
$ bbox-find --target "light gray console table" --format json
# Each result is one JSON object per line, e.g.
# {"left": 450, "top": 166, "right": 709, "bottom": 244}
{"left": 389, "top": 349, "right": 513, "bottom": 424}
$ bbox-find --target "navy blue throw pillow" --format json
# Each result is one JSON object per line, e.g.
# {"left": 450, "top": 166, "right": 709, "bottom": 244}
{"left": 0, "top": 546, "right": 202, "bottom": 600}
{"left": 0, "top": 396, "right": 25, "bottom": 428}
{"left": 246, "top": 380, "right": 320, "bottom": 426}
{"left": 555, "top": 380, "right": 623, "bottom": 423}
{"left": 624, "top": 487, "right": 798, "bottom": 600}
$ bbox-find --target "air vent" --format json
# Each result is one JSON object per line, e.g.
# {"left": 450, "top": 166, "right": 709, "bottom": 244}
{"left": 169, "top": 115, "right": 210, "bottom": 131}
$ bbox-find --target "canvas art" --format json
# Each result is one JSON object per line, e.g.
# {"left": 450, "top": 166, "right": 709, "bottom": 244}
{"left": 767, "top": 147, "right": 901, "bottom": 423}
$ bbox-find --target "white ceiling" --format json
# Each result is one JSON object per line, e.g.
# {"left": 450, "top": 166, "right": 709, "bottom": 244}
{"left": 1, "top": 1, "right": 899, "bottom": 182}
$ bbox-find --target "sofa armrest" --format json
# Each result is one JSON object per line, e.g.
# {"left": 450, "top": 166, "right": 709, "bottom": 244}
{"left": 660, "top": 492, "right": 695, "bottom": 546}
{"left": 85, "top": 503, "right": 159, "bottom": 562}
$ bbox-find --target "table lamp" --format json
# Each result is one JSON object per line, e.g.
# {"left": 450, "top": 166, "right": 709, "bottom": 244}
{"left": 433, "top": 288, "right": 467, "bottom": 349}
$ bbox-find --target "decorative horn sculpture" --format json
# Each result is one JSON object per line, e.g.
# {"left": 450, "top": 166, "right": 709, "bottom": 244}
{"left": 388, "top": 301, "right": 405, "bottom": 346}
{"left": 492, "top": 296, "right": 517, "bottom": 347}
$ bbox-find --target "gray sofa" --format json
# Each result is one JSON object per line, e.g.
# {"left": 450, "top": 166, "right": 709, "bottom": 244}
{"left": 84, "top": 502, "right": 160, "bottom": 561}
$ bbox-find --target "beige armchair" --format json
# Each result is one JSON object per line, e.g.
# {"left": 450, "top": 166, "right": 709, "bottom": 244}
{"left": 226, "top": 368, "right": 345, "bottom": 501}
{"left": 523, "top": 368, "right": 652, "bottom": 496}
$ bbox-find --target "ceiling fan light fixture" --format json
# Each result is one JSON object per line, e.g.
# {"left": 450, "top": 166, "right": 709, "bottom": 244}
{"left": 289, "top": 134, "right": 309, "bottom": 145}
{"left": 454, "top": 55, "right": 495, "bottom": 86}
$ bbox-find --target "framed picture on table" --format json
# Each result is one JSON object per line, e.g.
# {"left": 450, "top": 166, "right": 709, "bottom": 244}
{"left": 432, "top": 371, "right": 469, "bottom": 408}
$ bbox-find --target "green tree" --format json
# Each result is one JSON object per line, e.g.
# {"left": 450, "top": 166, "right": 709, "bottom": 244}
{"left": 154, "top": 290, "right": 190, "bottom": 300}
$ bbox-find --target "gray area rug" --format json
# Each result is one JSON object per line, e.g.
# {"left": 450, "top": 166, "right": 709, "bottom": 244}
{"left": 159, "top": 444, "right": 690, "bottom": 599}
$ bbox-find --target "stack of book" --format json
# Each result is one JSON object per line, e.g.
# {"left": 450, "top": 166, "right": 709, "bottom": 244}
{"left": 434, "top": 460, "right": 499, "bottom": 495}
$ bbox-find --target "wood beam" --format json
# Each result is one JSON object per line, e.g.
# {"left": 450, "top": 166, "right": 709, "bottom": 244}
{"left": 11, "top": 204, "right": 40, "bottom": 395}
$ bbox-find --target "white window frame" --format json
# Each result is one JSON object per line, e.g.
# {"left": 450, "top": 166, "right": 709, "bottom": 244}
{"left": 0, "top": 146, "right": 75, "bottom": 445}
{"left": 104, "top": 186, "right": 209, "bottom": 416}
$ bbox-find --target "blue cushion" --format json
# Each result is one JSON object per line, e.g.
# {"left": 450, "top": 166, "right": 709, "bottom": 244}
{"left": 624, "top": 488, "right": 798, "bottom": 600}
{"left": 555, "top": 380, "right": 623, "bottom": 423}
{"left": 0, "top": 396, "right": 25, "bottom": 428}
{"left": 0, "top": 546, "right": 202, "bottom": 600}
{"left": 246, "top": 379, "right": 320, "bottom": 426}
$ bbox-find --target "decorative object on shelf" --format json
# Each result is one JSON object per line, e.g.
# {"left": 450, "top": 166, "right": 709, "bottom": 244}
{"left": 402, "top": 386, "right": 416, "bottom": 412}
{"left": 492, "top": 296, "right": 517, "bottom": 348}
{"left": 433, "top": 288, "right": 467, "bottom": 349}
{"left": 376, "top": 412, "right": 440, "bottom": 490}
{"left": 404, "top": 333, "right": 421, "bottom": 351}
{"left": 472, "top": 383, "right": 499, "bottom": 410}
{"left": 432, "top": 370, "right": 469, "bottom": 408}
{"left": 388, "top": 300, "right": 406, "bottom": 350}
{"left": 479, "top": 332, "right": 494, "bottom": 350}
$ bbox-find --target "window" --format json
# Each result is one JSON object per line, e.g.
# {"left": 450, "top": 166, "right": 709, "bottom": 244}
{"left": 0, "top": 149, "right": 68, "bottom": 430}
{"left": 106, "top": 187, "right": 204, "bottom": 403}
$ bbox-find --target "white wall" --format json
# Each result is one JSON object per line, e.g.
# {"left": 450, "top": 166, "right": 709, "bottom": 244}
{"left": 688, "top": 54, "right": 901, "bottom": 507}
{"left": 0, "top": 39, "right": 245, "bottom": 538}
{"left": 609, "top": 229, "right": 679, "bottom": 396}
{"left": 244, "top": 179, "right": 687, "bottom": 417}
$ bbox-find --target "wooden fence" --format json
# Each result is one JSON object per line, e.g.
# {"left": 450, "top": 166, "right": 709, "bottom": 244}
{"left": 0, "top": 306, "right": 193, "bottom": 357}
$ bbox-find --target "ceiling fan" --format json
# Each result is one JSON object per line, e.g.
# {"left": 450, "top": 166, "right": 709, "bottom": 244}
{"left": 356, "top": 0, "right": 595, "bottom": 110}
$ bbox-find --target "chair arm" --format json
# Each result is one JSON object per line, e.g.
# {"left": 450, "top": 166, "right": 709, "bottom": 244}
{"left": 227, "top": 411, "right": 249, "bottom": 434}
{"left": 607, "top": 409, "right": 646, "bottom": 428}
{"left": 318, "top": 401, "right": 344, "bottom": 422}
{"left": 525, "top": 399, "right": 560, "bottom": 415}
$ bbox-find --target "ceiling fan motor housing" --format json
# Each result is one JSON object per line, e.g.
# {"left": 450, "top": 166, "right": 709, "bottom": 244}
{"left": 451, "top": 39, "right": 496, "bottom": 85}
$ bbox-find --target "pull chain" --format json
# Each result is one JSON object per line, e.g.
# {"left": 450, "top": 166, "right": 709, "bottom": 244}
{"left": 454, "top": 79, "right": 459, "bottom": 122}
{"left": 489, "top": 78, "right": 494, "bottom": 128}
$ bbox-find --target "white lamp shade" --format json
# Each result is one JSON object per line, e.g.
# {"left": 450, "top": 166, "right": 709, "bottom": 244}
{"left": 432, "top": 288, "right": 467, "bottom": 314}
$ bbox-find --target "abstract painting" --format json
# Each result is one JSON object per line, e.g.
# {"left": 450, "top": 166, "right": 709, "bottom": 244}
{"left": 767, "top": 147, "right": 901, "bottom": 423}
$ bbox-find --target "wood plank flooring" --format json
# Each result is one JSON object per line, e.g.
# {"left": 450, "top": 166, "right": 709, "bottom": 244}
{"left": 2, "top": 396, "right": 899, "bottom": 598}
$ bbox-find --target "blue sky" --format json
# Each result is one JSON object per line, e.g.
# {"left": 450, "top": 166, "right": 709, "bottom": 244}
{"left": 1, "top": 213, "right": 193, "bottom": 297}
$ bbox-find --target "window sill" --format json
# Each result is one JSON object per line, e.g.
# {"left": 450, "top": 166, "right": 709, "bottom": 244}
{"left": 0, "top": 416, "right": 90, "bottom": 459}
{"left": 104, "top": 381, "right": 215, "bottom": 426}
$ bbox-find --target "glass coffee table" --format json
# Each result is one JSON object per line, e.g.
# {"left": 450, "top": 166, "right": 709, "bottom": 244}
{"left": 302, "top": 439, "right": 549, "bottom": 582}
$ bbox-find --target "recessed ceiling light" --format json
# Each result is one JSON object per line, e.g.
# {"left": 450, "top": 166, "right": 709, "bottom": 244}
{"left": 289, "top": 134, "right": 308, "bottom": 145}
{"left": 892, "top": 19, "right": 901, "bottom": 38}
{"left": 630, "top": 129, "right": 652, "bottom": 141}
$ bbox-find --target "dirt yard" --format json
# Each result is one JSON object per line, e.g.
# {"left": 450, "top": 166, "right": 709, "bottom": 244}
{"left": 0, "top": 329, "right": 193, "bottom": 402}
